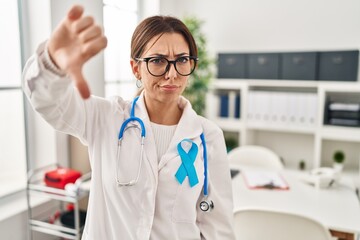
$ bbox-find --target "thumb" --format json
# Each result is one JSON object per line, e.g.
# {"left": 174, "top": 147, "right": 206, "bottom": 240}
{"left": 67, "top": 5, "right": 84, "bottom": 21}
{"left": 69, "top": 68, "right": 91, "bottom": 99}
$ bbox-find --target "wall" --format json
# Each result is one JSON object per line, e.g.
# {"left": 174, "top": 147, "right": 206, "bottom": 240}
{"left": 159, "top": 0, "right": 360, "bottom": 168}
{"left": 0, "top": 1, "right": 104, "bottom": 239}
{"left": 160, "top": 0, "right": 360, "bottom": 54}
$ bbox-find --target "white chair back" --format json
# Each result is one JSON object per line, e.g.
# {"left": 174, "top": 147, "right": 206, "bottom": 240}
{"left": 228, "top": 145, "right": 284, "bottom": 171}
{"left": 233, "top": 209, "right": 333, "bottom": 240}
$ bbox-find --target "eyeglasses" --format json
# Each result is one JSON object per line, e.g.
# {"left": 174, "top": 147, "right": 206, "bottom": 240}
{"left": 135, "top": 56, "right": 198, "bottom": 77}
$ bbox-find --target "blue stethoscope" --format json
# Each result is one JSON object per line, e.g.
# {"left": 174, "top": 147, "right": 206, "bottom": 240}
{"left": 115, "top": 96, "right": 214, "bottom": 212}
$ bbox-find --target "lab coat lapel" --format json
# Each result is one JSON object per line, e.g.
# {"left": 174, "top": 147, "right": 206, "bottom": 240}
{"left": 158, "top": 97, "right": 203, "bottom": 170}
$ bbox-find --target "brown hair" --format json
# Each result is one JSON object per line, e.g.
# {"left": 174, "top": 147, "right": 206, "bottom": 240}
{"left": 131, "top": 15, "right": 198, "bottom": 59}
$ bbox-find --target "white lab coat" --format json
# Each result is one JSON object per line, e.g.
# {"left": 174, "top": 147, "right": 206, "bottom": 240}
{"left": 22, "top": 43, "right": 235, "bottom": 240}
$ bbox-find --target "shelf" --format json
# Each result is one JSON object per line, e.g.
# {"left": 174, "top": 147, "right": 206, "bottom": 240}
{"left": 215, "top": 79, "right": 360, "bottom": 88}
{"left": 30, "top": 218, "right": 79, "bottom": 240}
{"left": 27, "top": 165, "right": 91, "bottom": 240}
{"left": 247, "top": 123, "right": 316, "bottom": 135}
{"left": 214, "top": 79, "right": 319, "bottom": 88}
{"left": 322, "top": 84, "right": 360, "bottom": 92}
{"left": 321, "top": 126, "right": 360, "bottom": 142}
{"left": 214, "top": 118, "right": 242, "bottom": 131}
{"left": 247, "top": 80, "right": 319, "bottom": 88}
{"left": 212, "top": 80, "right": 245, "bottom": 89}
{"left": 208, "top": 77, "right": 360, "bottom": 176}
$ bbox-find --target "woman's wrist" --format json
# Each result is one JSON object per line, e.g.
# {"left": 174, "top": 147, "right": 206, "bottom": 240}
{"left": 41, "top": 44, "right": 67, "bottom": 77}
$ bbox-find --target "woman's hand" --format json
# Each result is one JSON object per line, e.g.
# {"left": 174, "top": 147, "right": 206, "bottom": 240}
{"left": 47, "top": 5, "right": 107, "bottom": 99}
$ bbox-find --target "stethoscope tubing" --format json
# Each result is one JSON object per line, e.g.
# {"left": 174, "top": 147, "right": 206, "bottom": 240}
{"left": 116, "top": 96, "right": 145, "bottom": 186}
{"left": 116, "top": 136, "right": 145, "bottom": 186}
{"left": 200, "top": 133, "right": 208, "bottom": 197}
{"left": 116, "top": 96, "right": 211, "bottom": 210}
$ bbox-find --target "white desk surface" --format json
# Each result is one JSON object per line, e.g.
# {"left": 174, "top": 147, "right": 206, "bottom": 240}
{"left": 231, "top": 166, "right": 360, "bottom": 234}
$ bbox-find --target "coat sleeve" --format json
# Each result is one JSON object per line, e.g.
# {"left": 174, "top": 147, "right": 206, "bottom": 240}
{"left": 22, "top": 42, "right": 112, "bottom": 146}
{"left": 197, "top": 120, "right": 236, "bottom": 240}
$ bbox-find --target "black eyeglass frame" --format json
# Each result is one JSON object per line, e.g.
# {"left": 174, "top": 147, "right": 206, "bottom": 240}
{"left": 135, "top": 56, "right": 198, "bottom": 77}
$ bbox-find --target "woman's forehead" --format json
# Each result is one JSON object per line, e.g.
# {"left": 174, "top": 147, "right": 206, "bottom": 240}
{"left": 144, "top": 32, "right": 190, "bottom": 57}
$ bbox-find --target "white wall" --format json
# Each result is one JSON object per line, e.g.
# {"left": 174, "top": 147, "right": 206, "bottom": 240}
{"left": 50, "top": 0, "right": 105, "bottom": 97}
{"left": 0, "top": 1, "right": 104, "bottom": 239}
{"left": 160, "top": 0, "right": 360, "bottom": 54}
{"left": 159, "top": 0, "right": 360, "bottom": 168}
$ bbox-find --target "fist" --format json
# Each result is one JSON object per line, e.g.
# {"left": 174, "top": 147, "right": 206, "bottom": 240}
{"left": 47, "top": 5, "right": 107, "bottom": 99}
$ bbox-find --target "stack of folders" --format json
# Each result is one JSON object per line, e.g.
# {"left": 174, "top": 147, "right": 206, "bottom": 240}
{"left": 326, "top": 102, "right": 360, "bottom": 127}
{"left": 242, "top": 170, "right": 289, "bottom": 190}
{"left": 247, "top": 91, "right": 318, "bottom": 128}
{"left": 219, "top": 91, "right": 241, "bottom": 118}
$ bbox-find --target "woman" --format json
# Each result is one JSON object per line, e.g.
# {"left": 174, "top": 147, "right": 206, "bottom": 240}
{"left": 23, "top": 5, "right": 235, "bottom": 240}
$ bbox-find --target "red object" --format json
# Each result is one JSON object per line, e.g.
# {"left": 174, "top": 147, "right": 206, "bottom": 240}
{"left": 49, "top": 210, "right": 61, "bottom": 224}
{"left": 66, "top": 204, "right": 75, "bottom": 211}
{"left": 44, "top": 168, "right": 82, "bottom": 189}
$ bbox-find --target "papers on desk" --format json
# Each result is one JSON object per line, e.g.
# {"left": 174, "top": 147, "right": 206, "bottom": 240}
{"left": 242, "top": 170, "right": 289, "bottom": 190}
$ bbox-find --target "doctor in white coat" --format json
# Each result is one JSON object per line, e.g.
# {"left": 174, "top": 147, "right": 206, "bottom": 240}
{"left": 22, "top": 5, "right": 235, "bottom": 240}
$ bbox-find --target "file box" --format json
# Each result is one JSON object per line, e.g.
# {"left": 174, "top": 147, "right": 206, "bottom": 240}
{"left": 217, "top": 53, "right": 247, "bottom": 79}
{"left": 248, "top": 53, "right": 280, "bottom": 79}
{"left": 281, "top": 52, "right": 317, "bottom": 80}
{"left": 318, "top": 51, "right": 359, "bottom": 81}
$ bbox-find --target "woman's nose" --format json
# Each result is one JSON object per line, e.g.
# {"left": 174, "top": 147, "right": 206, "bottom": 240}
{"left": 165, "top": 62, "right": 177, "bottom": 80}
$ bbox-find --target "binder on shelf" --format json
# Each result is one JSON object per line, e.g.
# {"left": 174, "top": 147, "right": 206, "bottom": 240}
{"left": 287, "top": 93, "right": 298, "bottom": 125}
{"left": 329, "top": 118, "right": 360, "bottom": 127}
{"left": 247, "top": 91, "right": 255, "bottom": 121}
{"left": 242, "top": 170, "right": 289, "bottom": 190}
{"left": 330, "top": 111, "right": 360, "bottom": 119}
{"left": 235, "top": 94, "right": 241, "bottom": 119}
{"left": 273, "top": 92, "right": 288, "bottom": 124}
{"left": 247, "top": 91, "right": 266, "bottom": 125}
{"left": 294, "top": 93, "right": 310, "bottom": 126}
{"left": 260, "top": 91, "right": 271, "bottom": 123}
{"left": 325, "top": 101, "right": 360, "bottom": 127}
{"left": 306, "top": 93, "right": 318, "bottom": 126}
{"left": 329, "top": 102, "right": 360, "bottom": 112}
{"left": 228, "top": 91, "right": 237, "bottom": 118}
{"left": 219, "top": 93, "right": 229, "bottom": 117}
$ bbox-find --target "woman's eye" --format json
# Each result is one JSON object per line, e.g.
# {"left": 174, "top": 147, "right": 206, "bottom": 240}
{"left": 177, "top": 57, "right": 189, "bottom": 63}
{"left": 150, "top": 58, "right": 166, "bottom": 64}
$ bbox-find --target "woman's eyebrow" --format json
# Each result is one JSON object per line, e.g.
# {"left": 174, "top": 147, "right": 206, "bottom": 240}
{"left": 146, "top": 52, "right": 190, "bottom": 58}
{"left": 175, "top": 52, "right": 189, "bottom": 57}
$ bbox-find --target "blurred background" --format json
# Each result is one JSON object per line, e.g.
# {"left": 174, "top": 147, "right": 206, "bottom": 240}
{"left": 1, "top": 0, "right": 359, "bottom": 239}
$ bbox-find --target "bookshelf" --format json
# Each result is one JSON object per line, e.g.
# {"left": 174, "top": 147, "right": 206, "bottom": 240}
{"left": 207, "top": 79, "right": 360, "bottom": 174}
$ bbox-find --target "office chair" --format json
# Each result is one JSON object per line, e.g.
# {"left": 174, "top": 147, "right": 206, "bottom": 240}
{"left": 227, "top": 145, "right": 284, "bottom": 171}
{"left": 233, "top": 209, "right": 333, "bottom": 240}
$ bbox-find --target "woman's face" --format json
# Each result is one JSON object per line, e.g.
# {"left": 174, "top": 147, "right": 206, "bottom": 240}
{"left": 131, "top": 32, "right": 191, "bottom": 104}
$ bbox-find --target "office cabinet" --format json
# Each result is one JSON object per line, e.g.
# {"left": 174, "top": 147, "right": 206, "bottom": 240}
{"left": 207, "top": 79, "right": 360, "bottom": 174}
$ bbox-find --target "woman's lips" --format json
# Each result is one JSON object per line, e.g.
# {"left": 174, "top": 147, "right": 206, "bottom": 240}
{"left": 159, "top": 85, "right": 179, "bottom": 91}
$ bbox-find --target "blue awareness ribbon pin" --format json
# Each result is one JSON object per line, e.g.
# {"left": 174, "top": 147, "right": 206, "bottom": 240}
{"left": 175, "top": 139, "right": 199, "bottom": 187}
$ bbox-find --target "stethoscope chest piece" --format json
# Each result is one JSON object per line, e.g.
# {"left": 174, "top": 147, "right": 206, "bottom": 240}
{"left": 200, "top": 199, "right": 214, "bottom": 212}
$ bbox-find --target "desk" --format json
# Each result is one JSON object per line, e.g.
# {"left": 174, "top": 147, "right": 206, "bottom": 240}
{"left": 231, "top": 166, "right": 360, "bottom": 240}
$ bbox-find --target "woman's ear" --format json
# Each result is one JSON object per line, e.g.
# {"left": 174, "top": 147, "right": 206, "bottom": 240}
{"left": 130, "top": 59, "right": 140, "bottom": 79}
